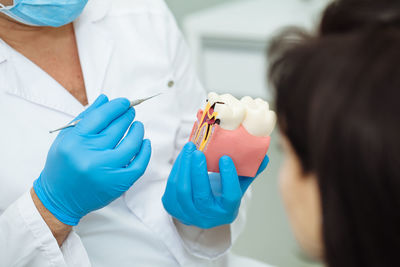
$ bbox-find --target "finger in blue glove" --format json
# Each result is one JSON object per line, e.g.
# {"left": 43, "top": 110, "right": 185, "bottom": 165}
{"left": 34, "top": 95, "right": 152, "bottom": 225}
{"left": 162, "top": 142, "right": 269, "bottom": 229}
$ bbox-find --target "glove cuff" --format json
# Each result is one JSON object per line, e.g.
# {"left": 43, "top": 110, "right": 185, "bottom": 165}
{"left": 33, "top": 177, "right": 81, "bottom": 226}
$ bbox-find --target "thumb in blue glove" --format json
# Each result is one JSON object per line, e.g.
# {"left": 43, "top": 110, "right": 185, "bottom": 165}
{"left": 34, "top": 94, "right": 152, "bottom": 225}
{"left": 162, "top": 142, "right": 269, "bottom": 229}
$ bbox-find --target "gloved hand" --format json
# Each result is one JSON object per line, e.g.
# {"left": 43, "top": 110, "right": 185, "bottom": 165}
{"left": 162, "top": 142, "right": 269, "bottom": 229}
{"left": 33, "top": 94, "right": 152, "bottom": 226}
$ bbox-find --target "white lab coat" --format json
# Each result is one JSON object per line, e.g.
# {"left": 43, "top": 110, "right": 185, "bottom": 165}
{"left": 0, "top": 0, "right": 250, "bottom": 266}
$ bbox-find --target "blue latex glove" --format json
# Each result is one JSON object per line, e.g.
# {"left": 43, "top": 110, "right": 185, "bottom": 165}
{"left": 162, "top": 142, "right": 269, "bottom": 229}
{"left": 33, "top": 94, "right": 152, "bottom": 226}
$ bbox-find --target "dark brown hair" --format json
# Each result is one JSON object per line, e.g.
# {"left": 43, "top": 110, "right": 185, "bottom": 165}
{"left": 269, "top": 0, "right": 400, "bottom": 266}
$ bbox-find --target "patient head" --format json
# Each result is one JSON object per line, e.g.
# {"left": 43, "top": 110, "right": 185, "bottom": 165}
{"left": 269, "top": 0, "right": 400, "bottom": 266}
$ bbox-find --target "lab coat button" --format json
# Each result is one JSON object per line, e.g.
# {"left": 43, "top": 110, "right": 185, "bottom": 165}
{"left": 168, "top": 80, "right": 175, "bottom": 88}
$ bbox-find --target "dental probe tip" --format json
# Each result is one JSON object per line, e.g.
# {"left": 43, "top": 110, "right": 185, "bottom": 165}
{"left": 49, "top": 120, "right": 80, "bottom": 134}
{"left": 130, "top": 92, "right": 163, "bottom": 107}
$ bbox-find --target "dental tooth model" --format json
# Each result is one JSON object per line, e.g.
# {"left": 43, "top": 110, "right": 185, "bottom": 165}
{"left": 189, "top": 92, "right": 276, "bottom": 177}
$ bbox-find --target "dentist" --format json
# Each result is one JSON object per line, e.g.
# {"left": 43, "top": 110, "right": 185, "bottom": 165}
{"left": 0, "top": 0, "right": 267, "bottom": 266}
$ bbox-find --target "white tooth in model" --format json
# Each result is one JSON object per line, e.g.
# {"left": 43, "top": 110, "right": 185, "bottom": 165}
{"left": 240, "top": 96, "right": 277, "bottom": 137}
{"left": 207, "top": 92, "right": 276, "bottom": 137}
{"left": 208, "top": 92, "right": 246, "bottom": 131}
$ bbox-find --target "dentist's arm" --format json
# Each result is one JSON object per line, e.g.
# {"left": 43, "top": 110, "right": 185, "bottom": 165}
{"left": 0, "top": 94, "right": 151, "bottom": 267}
{"left": 33, "top": 94, "right": 151, "bottom": 228}
{"left": 31, "top": 188, "right": 72, "bottom": 247}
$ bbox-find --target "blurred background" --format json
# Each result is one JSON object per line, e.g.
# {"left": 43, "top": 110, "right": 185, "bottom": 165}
{"left": 164, "top": 1, "right": 330, "bottom": 266}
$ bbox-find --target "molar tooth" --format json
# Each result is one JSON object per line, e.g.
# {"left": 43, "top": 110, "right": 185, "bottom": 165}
{"left": 241, "top": 96, "right": 276, "bottom": 137}
{"left": 255, "top": 98, "right": 270, "bottom": 110}
{"left": 207, "top": 92, "right": 220, "bottom": 106}
{"left": 208, "top": 93, "right": 246, "bottom": 130}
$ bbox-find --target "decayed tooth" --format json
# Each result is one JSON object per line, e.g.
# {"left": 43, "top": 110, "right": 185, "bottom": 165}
{"left": 241, "top": 96, "right": 276, "bottom": 137}
{"left": 206, "top": 93, "right": 276, "bottom": 135}
{"left": 208, "top": 93, "right": 246, "bottom": 131}
{"left": 207, "top": 92, "right": 220, "bottom": 106}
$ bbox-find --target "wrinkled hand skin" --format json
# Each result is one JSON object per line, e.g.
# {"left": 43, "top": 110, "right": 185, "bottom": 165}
{"left": 162, "top": 142, "right": 269, "bottom": 229}
{"left": 33, "top": 94, "right": 152, "bottom": 226}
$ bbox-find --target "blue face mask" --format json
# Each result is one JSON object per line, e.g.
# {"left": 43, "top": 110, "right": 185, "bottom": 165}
{"left": 0, "top": 0, "right": 88, "bottom": 27}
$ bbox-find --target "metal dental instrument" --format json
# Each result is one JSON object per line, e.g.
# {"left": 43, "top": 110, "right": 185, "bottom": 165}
{"left": 49, "top": 92, "right": 163, "bottom": 134}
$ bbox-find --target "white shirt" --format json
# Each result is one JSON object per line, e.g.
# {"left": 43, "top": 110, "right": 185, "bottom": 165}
{"left": 0, "top": 0, "right": 249, "bottom": 266}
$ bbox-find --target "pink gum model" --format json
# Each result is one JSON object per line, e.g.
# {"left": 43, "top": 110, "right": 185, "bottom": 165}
{"left": 189, "top": 110, "right": 270, "bottom": 177}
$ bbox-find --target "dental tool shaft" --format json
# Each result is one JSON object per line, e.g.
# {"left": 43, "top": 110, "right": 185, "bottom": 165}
{"left": 130, "top": 92, "right": 162, "bottom": 106}
{"left": 49, "top": 120, "right": 80, "bottom": 134}
{"left": 49, "top": 92, "right": 163, "bottom": 134}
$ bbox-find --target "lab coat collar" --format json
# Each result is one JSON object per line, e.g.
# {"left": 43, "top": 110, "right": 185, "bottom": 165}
{"left": 74, "top": 1, "right": 115, "bottom": 108}
{"left": 81, "top": 0, "right": 111, "bottom": 24}
{"left": 1, "top": 0, "right": 114, "bottom": 117}
{"left": 3, "top": 41, "right": 87, "bottom": 117}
